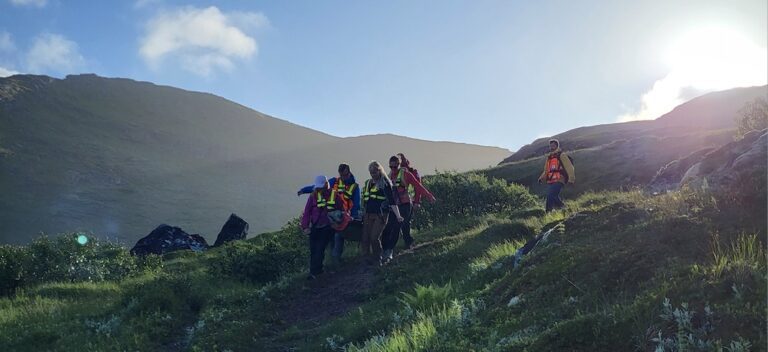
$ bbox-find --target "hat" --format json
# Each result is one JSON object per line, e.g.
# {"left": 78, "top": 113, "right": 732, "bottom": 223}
{"left": 548, "top": 139, "right": 560, "bottom": 147}
{"left": 313, "top": 175, "right": 328, "bottom": 189}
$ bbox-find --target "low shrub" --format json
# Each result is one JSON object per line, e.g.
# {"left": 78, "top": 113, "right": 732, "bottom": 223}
{"left": 414, "top": 172, "right": 538, "bottom": 229}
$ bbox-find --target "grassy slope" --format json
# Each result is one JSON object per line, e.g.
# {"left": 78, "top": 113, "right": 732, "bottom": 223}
{"left": 1, "top": 190, "right": 764, "bottom": 351}
{"left": 485, "top": 129, "right": 735, "bottom": 197}
{"left": 0, "top": 74, "right": 510, "bottom": 245}
{"left": 502, "top": 85, "right": 767, "bottom": 164}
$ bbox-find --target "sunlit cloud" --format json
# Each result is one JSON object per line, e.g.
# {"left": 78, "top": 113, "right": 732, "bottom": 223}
{"left": 619, "top": 26, "right": 768, "bottom": 122}
{"left": 26, "top": 33, "right": 86, "bottom": 74}
{"left": 0, "top": 66, "right": 19, "bottom": 77}
{"left": 8, "top": 0, "right": 47, "bottom": 8}
{"left": 139, "top": 6, "right": 268, "bottom": 77}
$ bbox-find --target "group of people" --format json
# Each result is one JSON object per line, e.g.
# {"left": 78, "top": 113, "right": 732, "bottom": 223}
{"left": 297, "top": 141, "right": 575, "bottom": 280}
{"left": 299, "top": 153, "right": 436, "bottom": 280}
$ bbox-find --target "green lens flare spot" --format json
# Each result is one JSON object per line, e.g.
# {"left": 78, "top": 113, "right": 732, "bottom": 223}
{"left": 77, "top": 234, "right": 88, "bottom": 245}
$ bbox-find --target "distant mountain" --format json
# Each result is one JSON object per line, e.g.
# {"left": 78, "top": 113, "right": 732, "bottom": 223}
{"left": 0, "top": 74, "right": 510, "bottom": 244}
{"left": 488, "top": 85, "right": 767, "bottom": 196}
{"left": 501, "top": 86, "right": 767, "bottom": 164}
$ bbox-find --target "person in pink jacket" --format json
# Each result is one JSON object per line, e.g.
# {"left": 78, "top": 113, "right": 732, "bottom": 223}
{"left": 301, "top": 175, "right": 345, "bottom": 280}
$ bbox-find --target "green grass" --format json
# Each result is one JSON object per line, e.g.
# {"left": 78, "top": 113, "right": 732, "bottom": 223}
{"left": 1, "top": 186, "right": 765, "bottom": 351}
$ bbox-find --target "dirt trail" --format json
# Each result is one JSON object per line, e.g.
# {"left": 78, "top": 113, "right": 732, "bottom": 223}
{"left": 277, "top": 234, "right": 456, "bottom": 328}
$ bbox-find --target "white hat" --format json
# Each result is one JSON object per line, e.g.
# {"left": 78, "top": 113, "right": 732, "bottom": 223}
{"left": 313, "top": 175, "right": 328, "bottom": 189}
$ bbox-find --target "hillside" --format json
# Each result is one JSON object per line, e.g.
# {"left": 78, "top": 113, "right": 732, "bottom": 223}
{"left": 0, "top": 74, "right": 510, "bottom": 245}
{"left": 1, "top": 171, "right": 764, "bottom": 351}
{"left": 491, "top": 85, "right": 767, "bottom": 196}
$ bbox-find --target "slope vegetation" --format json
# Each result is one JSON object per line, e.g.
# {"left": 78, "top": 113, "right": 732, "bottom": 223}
{"left": 1, "top": 172, "right": 764, "bottom": 351}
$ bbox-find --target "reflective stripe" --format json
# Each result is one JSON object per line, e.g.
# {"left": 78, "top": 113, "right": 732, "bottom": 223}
{"left": 316, "top": 190, "right": 337, "bottom": 210}
{"left": 363, "top": 179, "right": 386, "bottom": 201}
{"left": 394, "top": 168, "right": 415, "bottom": 198}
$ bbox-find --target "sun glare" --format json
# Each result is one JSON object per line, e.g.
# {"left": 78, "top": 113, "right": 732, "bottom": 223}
{"left": 664, "top": 26, "right": 767, "bottom": 91}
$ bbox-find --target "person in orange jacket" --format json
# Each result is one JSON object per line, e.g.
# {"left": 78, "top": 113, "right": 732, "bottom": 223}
{"left": 537, "top": 139, "right": 575, "bottom": 212}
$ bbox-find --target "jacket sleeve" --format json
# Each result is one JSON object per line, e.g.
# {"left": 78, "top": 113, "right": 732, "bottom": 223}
{"left": 301, "top": 195, "right": 314, "bottom": 230}
{"left": 560, "top": 153, "right": 575, "bottom": 183}
{"left": 406, "top": 171, "right": 435, "bottom": 204}
{"left": 351, "top": 183, "right": 361, "bottom": 218}
{"left": 298, "top": 185, "right": 314, "bottom": 195}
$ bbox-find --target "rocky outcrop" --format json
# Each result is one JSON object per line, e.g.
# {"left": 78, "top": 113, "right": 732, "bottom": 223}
{"left": 130, "top": 224, "right": 209, "bottom": 256}
{"left": 680, "top": 129, "right": 767, "bottom": 191}
{"left": 213, "top": 214, "right": 249, "bottom": 247}
{"left": 647, "top": 147, "right": 715, "bottom": 193}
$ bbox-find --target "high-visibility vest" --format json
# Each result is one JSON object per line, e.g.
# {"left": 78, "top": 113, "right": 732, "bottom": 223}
{"left": 333, "top": 178, "right": 357, "bottom": 201}
{"left": 394, "top": 168, "right": 416, "bottom": 198}
{"left": 363, "top": 179, "right": 387, "bottom": 201}
{"left": 316, "top": 190, "right": 338, "bottom": 210}
{"left": 546, "top": 152, "right": 565, "bottom": 184}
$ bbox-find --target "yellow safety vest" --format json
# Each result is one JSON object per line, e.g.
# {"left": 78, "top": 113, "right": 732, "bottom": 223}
{"left": 316, "top": 190, "right": 338, "bottom": 210}
{"left": 363, "top": 179, "right": 387, "bottom": 201}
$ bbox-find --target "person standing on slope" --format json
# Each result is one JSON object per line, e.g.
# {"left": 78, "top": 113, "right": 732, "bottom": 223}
{"left": 301, "top": 175, "right": 346, "bottom": 280}
{"left": 537, "top": 139, "right": 575, "bottom": 212}
{"left": 297, "top": 163, "right": 361, "bottom": 265}
{"left": 381, "top": 155, "right": 436, "bottom": 263}
{"left": 360, "top": 161, "right": 404, "bottom": 265}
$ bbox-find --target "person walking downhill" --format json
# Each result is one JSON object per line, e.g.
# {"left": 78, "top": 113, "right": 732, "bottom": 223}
{"left": 297, "top": 163, "right": 361, "bottom": 266}
{"left": 537, "top": 139, "right": 575, "bottom": 212}
{"left": 300, "top": 175, "right": 346, "bottom": 280}
{"left": 396, "top": 153, "right": 422, "bottom": 241}
{"left": 360, "top": 161, "right": 404, "bottom": 265}
{"left": 381, "top": 155, "right": 436, "bottom": 264}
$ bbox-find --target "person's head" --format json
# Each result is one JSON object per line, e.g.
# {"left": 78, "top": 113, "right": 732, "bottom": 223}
{"left": 548, "top": 139, "right": 560, "bottom": 152}
{"left": 388, "top": 155, "right": 400, "bottom": 170}
{"left": 313, "top": 175, "right": 329, "bottom": 191}
{"left": 368, "top": 161, "right": 391, "bottom": 186}
{"left": 397, "top": 153, "right": 410, "bottom": 168}
{"left": 338, "top": 163, "right": 351, "bottom": 179}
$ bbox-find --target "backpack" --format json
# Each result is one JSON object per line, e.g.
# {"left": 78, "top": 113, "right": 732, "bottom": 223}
{"left": 557, "top": 152, "right": 574, "bottom": 183}
{"left": 408, "top": 167, "right": 421, "bottom": 182}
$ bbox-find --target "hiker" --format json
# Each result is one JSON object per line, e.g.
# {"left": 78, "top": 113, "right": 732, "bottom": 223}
{"left": 537, "top": 139, "right": 575, "bottom": 212}
{"left": 361, "top": 161, "right": 404, "bottom": 265}
{"left": 300, "top": 175, "right": 346, "bottom": 280}
{"left": 381, "top": 155, "right": 436, "bottom": 263}
{"left": 298, "top": 163, "right": 361, "bottom": 264}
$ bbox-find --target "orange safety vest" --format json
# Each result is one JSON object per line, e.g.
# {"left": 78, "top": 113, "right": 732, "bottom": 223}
{"left": 332, "top": 178, "right": 356, "bottom": 210}
{"left": 546, "top": 152, "right": 565, "bottom": 184}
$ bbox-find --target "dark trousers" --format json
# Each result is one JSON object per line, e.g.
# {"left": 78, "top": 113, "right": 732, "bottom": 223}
{"left": 399, "top": 203, "right": 414, "bottom": 245}
{"left": 546, "top": 182, "right": 565, "bottom": 212}
{"left": 381, "top": 203, "right": 412, "bottom": 250}
{"left": 309, "top": 226, "right": 334, "bottom": 275}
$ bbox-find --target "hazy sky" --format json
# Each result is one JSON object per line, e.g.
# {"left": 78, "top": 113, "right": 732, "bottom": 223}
{"left": 1, "top": 0, "right": 766, "bottom": 151}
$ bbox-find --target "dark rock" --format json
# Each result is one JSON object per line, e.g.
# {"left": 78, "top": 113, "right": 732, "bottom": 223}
{"left": 130, "top": 224, "right": 209, "bottom": 256}
{"left": 213, "top": 214, "right": 249, "bottom": 247}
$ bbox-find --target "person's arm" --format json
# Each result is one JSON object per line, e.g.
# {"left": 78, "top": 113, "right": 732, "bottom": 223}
{"left": 560, "top": 153, "right": 575, "bottom": 183}
{"left": 538, "top": 158, "right": 547, "bottom": 183}
{"left": 298, "top": 185, "right": 313, "bottom": 196}
{"left": 300, "top": 195, "right": 314, "bottom": 234}
{"left": 405, "top": 171, "right": 435, "bottom": 204}
{"left": 383, "top": 183, "right": 403, "bottom": 222}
